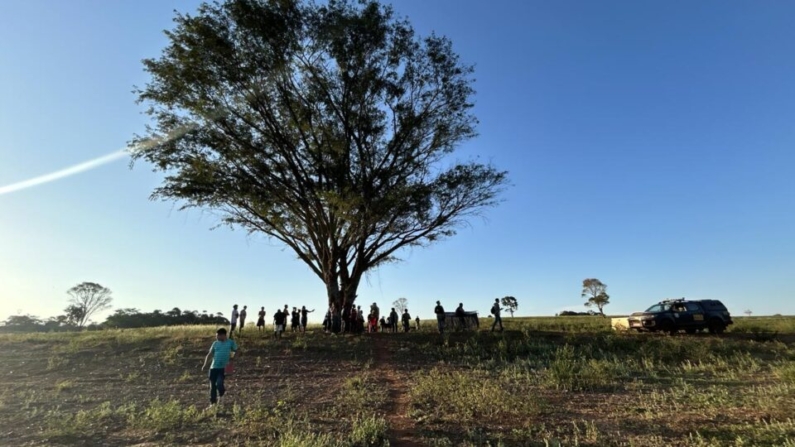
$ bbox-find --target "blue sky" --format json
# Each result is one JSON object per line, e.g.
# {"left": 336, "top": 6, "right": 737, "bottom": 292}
{"left": 1, "top": 0, "right": 793, "bottom": 323}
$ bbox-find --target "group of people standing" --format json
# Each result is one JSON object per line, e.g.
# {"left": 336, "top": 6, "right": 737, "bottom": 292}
{"left": 202, "top": 298, "right": 508, "bottom": 408}
{"left": 321, "top": 302, "right": 419, "bottom": 334}
{"left": 433, "top": 298, "right": 504, "bottom": 334}
{"left": 225, "top": 297, "right": 505, "bottom": 338}
{"left": 227, "top": 304, "right": 315, "bottom": 338}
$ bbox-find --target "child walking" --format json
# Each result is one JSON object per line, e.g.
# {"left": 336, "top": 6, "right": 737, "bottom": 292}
{"left": 202, "top": 328, "right": 238, "bottom": 407}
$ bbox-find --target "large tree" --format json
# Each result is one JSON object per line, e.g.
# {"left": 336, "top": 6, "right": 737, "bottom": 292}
{"left": 66, "top": 282, "right": 113, "bottom": 327}
{"left": 131, "top": 0, "right": 508, "bottom": 309}
{"left": 581, "top": 278, "right": 610, "bottom": 317}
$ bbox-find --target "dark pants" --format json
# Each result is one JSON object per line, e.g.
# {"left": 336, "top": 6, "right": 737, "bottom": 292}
{"left": 230, "top": 323, "right": 237, "bottom": 335}
{"left": 208, "top": 368, "right": 226, "bottom": 403}
{"left": 491, "top": 315, "right": 503, "bottom": 331}
{"left": 403, "top": 321, "right": 410, "bottom": 332}
{"left": 458, "top": 315, "right": 466, "bottom": 330}
{"left": 437, "top": 316, "right": 445, "bottom": 334}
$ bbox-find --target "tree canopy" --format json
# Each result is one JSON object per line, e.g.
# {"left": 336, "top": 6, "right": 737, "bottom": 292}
{"left": 500, "top": 296, "right": 518, "bottom": 317}
{"left": 66, "top": 282, "right": 113, "bottom": 327}
{"left": 131, "top": 0, "right": 508, "bottom": 309}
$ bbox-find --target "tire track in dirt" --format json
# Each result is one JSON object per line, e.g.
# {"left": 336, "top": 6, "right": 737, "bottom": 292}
{"left": 372, "top": 335, "right": 421, "bottom": 447}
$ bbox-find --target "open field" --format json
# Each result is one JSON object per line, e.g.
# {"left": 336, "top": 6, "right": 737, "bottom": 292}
{"left": 1, "top": 316, "right": 794, "bottom": 446}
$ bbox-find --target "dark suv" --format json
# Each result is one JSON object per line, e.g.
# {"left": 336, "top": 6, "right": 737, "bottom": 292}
{"left": 627, "top": 298, "right": 733, "bottom": 334}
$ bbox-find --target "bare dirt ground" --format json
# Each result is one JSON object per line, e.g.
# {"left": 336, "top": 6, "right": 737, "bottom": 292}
{"left": 1, "top": 323, "right": 794, "bottom": 446}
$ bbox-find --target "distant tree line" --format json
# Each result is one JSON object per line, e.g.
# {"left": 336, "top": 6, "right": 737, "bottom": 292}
{"left": 103, "top": 308, "right": 228, "bottom": 328}
{"left": 0, "top": 281, "right": 229, "bottom": 333}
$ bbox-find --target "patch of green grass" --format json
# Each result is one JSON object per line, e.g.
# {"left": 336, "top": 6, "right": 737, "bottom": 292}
{"left": 409, "top": 367, "right": 542, "bottom": 425}
{"left": 54, "top": 379, "right": 75, "bottom": 394}
{"left": 348, "top": 414, "right": 389, "bottom": 447}
{"left": 162, "top": 344, "right": 184, "bottom": 364}
{"left": 124, "top": 370, "right": 141, "bottom": 382}
{"left": 775, "top": 362, "right": 795, "bottom": 384}
{"left": 129, "top": 398, "right": 203, "bottom": 431}
{"left": 46, "top": 354, "right": 70, "bottom": 371}
{"left": 543, "top": 344, "right": 627, "bottom": 391}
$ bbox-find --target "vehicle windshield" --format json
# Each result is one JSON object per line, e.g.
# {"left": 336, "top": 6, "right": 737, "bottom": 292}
{"left": 645, "top": 304, "right": 670, "bottom": 313}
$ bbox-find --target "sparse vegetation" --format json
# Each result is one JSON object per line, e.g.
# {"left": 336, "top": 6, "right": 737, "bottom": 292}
{"left": 2, "top": 317, "right": 794, "bottom": 445}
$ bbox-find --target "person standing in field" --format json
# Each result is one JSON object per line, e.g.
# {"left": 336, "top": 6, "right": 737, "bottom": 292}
{"left": 370, "top": 303, "right": 380, "bottom": 325}
{"left": 357, "top": 305, "right": 365, "bottom": 333}
{"left": 273, "top": 308, "right": 286, "bottom": 339}
{"left": 256, "top": 307, "right": 266, "bottom": 333}
{"left": 291, "top": 307, "right": 300, "bottom": 332}
{"left": 455, "top": 303, "right": 467, "bottom": 331}
{"left": 434, "top": 301, "right": 446, "bottom": 334}
{"left": 238, "top": 305, "right": 247, "bottom": 334}
{"left": 201, "top": 327, "right": 238, "bottom": 407}
{"left": 491, "top": 298, "right": 504, "bottom": 332}
{"left": 402, "top": 309, "right": 411, "bottom": 333}
{"left": 415, "top": 315, "right": 420, "bottom": 331}
{"left": 300, "top": 306, "right": 314, "bottom": 333}
{"left": 389, "top": 308, "right": 399, "bottom": 333}
{"left": 230, "top": 304, "right": 239, "bottom": 336}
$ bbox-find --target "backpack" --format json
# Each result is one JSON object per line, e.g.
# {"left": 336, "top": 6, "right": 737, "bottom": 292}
{"left": 491, "top": 305, "right": 498, "bottom": 315}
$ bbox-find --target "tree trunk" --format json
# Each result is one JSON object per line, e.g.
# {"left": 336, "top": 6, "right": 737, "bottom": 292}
{"left": 324, "top": 274, "right": 361, "bottom": 311}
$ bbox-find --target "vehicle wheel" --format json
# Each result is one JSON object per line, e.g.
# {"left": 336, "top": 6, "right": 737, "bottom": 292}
{"left": 659, "top": 320, "right": 675, "bottom": 335}
{"left": 708, "top": 320, "right": 726, "bottom": 334}
{"left": 685, "top": 328, "right": 697, "bottom": 334}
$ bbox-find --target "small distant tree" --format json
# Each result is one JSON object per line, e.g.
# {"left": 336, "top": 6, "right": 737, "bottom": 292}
{"left": 744, "top": 309, "right": 752, "bottom": 317}
{"left": 582, "top": 278, "right": 610, "bottom": 317}
{"left": 66, "top": 282, "right": 113, "bottom": 327}
{"left": 500, "top": 296, "right": 518, "bottom": 317}
{"left": 393, "top": 297, "right": 409, "bottom": 314}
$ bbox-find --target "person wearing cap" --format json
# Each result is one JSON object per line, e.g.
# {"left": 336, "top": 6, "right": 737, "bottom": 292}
{"left": 201, "top": 327, "right": 238, "bottom": 407}
{"left": 434, "top": 300, "right": 446, "bottom": 334}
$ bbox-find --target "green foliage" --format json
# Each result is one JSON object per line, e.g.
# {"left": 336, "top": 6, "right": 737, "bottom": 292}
{"left": 132, "top": 0, "right": 508, "bottom": 308}
{"left": 103, "top": 307, "right": 228, "bottom": 328}
{"left": 348, "top": 414, "right": 389, "bottom": 447}
{"left": 581, "top": 278, "right": 610, "bottom": 316}
{"left": 500, "top": 296, "right": 518, "bottom": 317}
{"left": 776, "top": 363, "right": 795, "bottom": 385}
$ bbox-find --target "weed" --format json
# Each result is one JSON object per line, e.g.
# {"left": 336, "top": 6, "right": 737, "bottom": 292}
{"left": 54, "top": 379, "right": 75, "bottom": 394}
{"left": 46, "top": 355, "right": 69, "bottom": 371}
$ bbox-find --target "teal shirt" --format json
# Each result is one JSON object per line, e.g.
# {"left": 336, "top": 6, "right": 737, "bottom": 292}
{"left": 210, "top": 339, "right": 238, "bottom": 369}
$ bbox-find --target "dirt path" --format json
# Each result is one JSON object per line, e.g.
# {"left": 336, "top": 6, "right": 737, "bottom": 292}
{"left": 372, "top": 335, "right": 422, "bottom": 447}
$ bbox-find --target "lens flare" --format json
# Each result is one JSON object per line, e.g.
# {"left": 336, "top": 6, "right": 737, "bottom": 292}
{"left": 0, "top": 150, "right": 129, "bottom": 196}
{"left": 0, "top": 123, "right": 197, "bottom": 197}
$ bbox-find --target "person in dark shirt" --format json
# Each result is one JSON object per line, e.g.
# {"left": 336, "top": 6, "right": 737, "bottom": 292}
{"left": 256, "top": 307, "right": 266, "bottom": 333}
{"left": 434, "top": 301, "right": 445, "bottom": 334}
{"left": 389, "top": 308, "right": 399, "bottom": 333}
{"left": 300, "top": 306, "right": 314, "bottom": 333}
{"left": 291, "top": 307, "right": 300, "bottom": 332}
{"left": 455, "top": 303, "right": 467, "bottom": 331}
{"left": 401, "top": 309, "right": 411, "bottom": 333}
{"left": 273, "top": 309, "right": 286, "bottom": 339}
